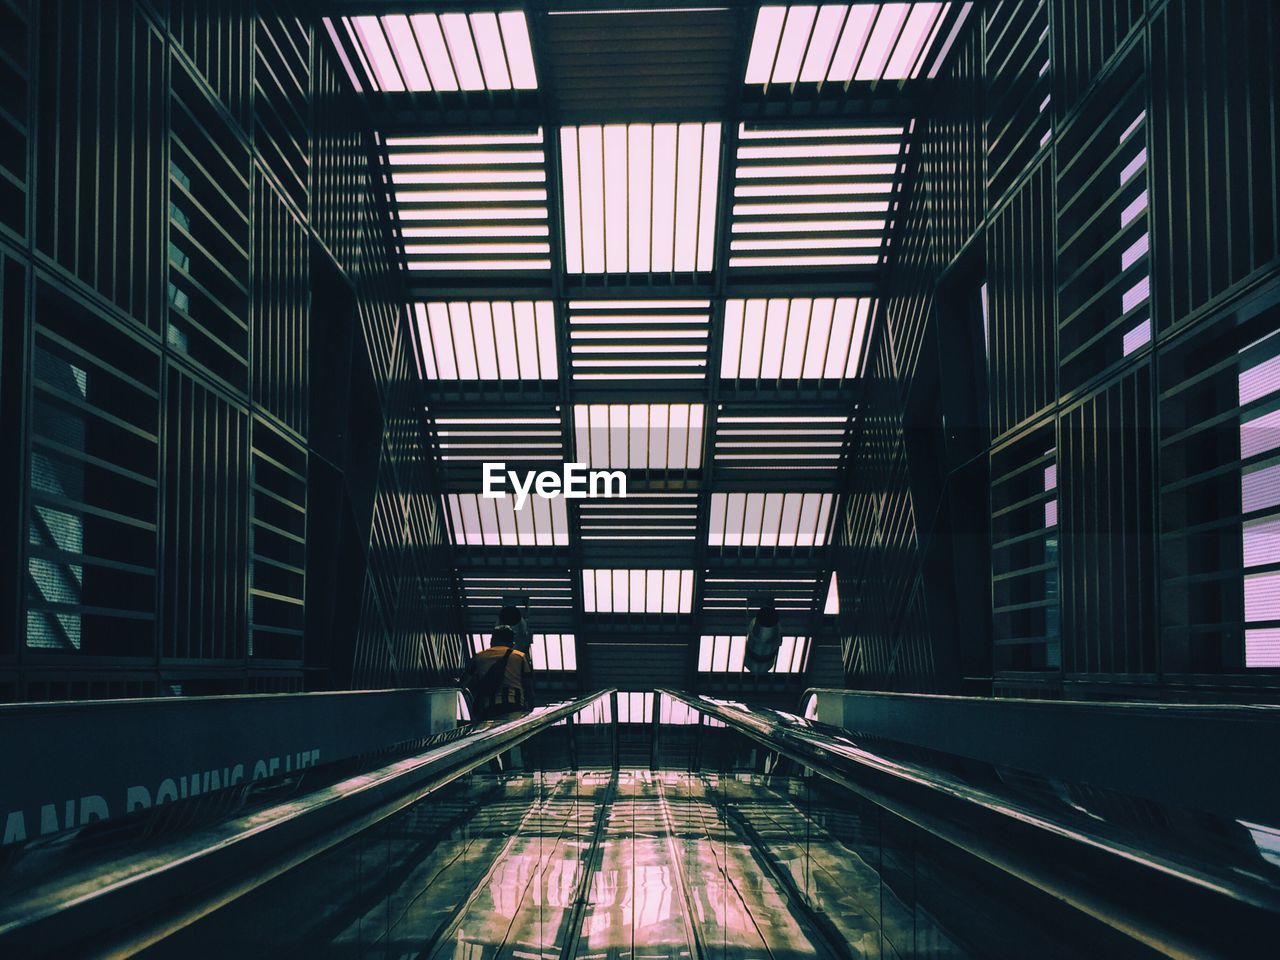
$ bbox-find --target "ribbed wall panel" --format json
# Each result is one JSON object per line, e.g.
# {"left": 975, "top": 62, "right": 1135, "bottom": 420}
{"left": 988, "top": 160, "right": 1055, "bottom": 437}
{"left": 1149, "top": 0, "right": 1280, "bottom": 330}
{"left": 3, "top": 1, "right": 461, "bottom": 699}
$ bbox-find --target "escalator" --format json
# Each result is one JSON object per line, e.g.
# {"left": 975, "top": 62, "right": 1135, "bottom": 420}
{"left": 2, "top": 690, "right": 1278, "bottom": 958}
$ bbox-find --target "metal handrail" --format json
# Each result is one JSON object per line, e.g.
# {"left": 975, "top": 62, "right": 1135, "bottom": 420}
{"left": 0, "top": 689, "right": 617, "bottom": 958}
{"left": 656, "top": 689, "right": 1280, "bottom": 960}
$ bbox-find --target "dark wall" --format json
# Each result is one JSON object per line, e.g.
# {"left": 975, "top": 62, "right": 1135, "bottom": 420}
{"left": 833, "top": 0, "right": 1280, "bottom": 702}
{"left": 0, "top": 0, "right": 463, "bottom": 701}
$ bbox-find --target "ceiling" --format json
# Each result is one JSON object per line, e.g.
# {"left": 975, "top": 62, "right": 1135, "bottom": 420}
{"left": 322, "top": 0, "right": 972, "bottom": 699}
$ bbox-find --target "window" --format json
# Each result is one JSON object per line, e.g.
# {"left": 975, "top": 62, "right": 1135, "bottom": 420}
{"left": 415, "top": 301, "right": 556, "bottom": 380}
{"left": 386, "top": 131, "right": 551, "bottom": 272}
{"left": 573, "top": 403, "right": 705, "bottom": 470}
{"left": 731, "top": 125, "right": 904, "bottom": 269}
{"left": 721, "top": 297, "right": 874, "bottom": 379}
{"left": 560, "top": 123, "right": 721, "bottom": 273}
{"left": 582, "top": 569, "right": 695, "bottom": 614}
{"left": 707, "top": 492, "right": 835, "bottom": 547}
{"left": 568, "top": 300, "right": 712, "bottom": 381}
{"left": 697, "top": 635, "right": 811, "bottom": 673}
{"left": 824, "top": 572, "right": 840, "bottom": 614}
{"left": 745, "top": 4, "right": 953, "bottom": 85}
{"left": 334, "top": 12, "right": 537, "bottom": 92}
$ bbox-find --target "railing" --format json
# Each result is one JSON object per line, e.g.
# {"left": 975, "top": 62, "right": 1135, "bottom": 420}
{"left": 655, "top": 689, "right": 1280, "bottom": 960}
{"left": 0, "top": 689, "right": 618, "bottom": 958}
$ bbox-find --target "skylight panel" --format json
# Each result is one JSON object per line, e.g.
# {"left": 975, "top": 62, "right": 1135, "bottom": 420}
{"left": 731, "top": 125, "right": 905, "bottom": 269}
{"left": 567, "top": 300, "right": 712, "bottom": 381}
{"left": 721, "top": 297, "right": 874, "bottom": 379}
{"left": 416, "top": 301, "right": 556, "bottom": 380}
{"left": 702, "top": 574, "right": 822, "bottom": 614}
{"left": 697, "top": 635, "right": 811, "bottom": 673}
{"left": 434, "top": 414, "right": 564, "bottom": 462}
{"left": 529, "top": 633, "right": 578, "bottom": 671}
{"left": 707, "top": 492, "right": 835, "bottom": 547}
{"left": 461, "top": 573, "right": 576, "bottom": 629}
{"left": 573, "top": 403, "right": 706, "bottom": 470}
{"left": 446, "top": 493, "right": 569, "bottom": 546}
{"left": 582, "top": 569, "right": 695, "bottom": 614}
{"left": 744, "top": 3, "right": 950, "bottom": 86}
{"left": 335, "top": 12, "right": 538, "bottom": 92}
{"left": 387, "top": 131, "right": 551, "bottom": 271}
{"left": 578, "top": 493, "right": 700, "bottom": 542}
{"left": 824, "top": 571, "right": 840, "bottom": 614}
{"left": 616, "top": 691, "right": 655, "bottom": 724}
{"left": 713, "top": 413, "right": 850, "bottom": 475}
{"left": 560, "top": 123, "right": 722, "bottom": 274}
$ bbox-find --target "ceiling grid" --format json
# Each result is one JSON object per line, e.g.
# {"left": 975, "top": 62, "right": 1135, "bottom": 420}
{"left": 326, "top": 0, "right": 971, "bottom": 695}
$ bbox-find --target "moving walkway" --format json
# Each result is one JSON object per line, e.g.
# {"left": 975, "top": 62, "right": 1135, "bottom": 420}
{"left": 2, "top": 690, "right": 1277, "bottom": 958}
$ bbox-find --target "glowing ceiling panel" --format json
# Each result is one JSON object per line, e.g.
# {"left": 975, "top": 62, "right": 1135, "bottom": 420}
{"left": 582, "top": 569, "right": 695, "bottom": 614}
{"left": 568, "top": 300, "right": 712, "bottom": 381}
{"left": 446, "top": 492, "right": 569, "bottom": 546}
{"left": 744, "top": 3, "right": 952, "bottom": 86}
{"left": 697, "top": 635, "right": 811, "bottom": 673}
{"left": 731, "top": 124, "right": 905, "bottom": 269}
{"left": 707, "top": 492, "right": 835, "bottom": 547}
{"left": 415, "top": 301, "right": 557, "bottom": 380}
{"left": 573, "top": 403, "right": 706, "bottom": 470}
{"left": 335, "top": 12, "right": 537, "bottom": 93}
{"left": 721, "top": 297, "right": 874, "bottom": 379}
{"left": 386, "top": 131, "right": 551, "bottom": 271}
{"left": 560, "top": 123, "right": 721, "bottom": 274}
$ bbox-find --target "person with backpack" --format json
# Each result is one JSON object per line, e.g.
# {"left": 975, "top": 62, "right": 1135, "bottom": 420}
{"left": 462, "top": 625, "right": 535, "bottom": 722}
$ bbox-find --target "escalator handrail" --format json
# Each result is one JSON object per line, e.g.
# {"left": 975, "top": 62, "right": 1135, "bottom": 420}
{"left": 0, "top": 688, "right": 617, "bottom": 957}
{"left": 658, "top": 688, "right": 1280, "bottom": 958}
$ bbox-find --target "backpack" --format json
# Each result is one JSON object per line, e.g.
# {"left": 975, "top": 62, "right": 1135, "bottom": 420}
{"left": 471, "top": 647, "right": 514, "bottom": 709}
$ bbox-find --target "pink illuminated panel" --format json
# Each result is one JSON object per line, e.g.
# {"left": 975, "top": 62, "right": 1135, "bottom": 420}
{"left": 333, "top": 12, "right": 537, "bottom": 93}
{"left": 561, "top": 123, "right": 721, "bottom": 274}
{"left": 745, "top": 3, "right": 952, "bottom": 85}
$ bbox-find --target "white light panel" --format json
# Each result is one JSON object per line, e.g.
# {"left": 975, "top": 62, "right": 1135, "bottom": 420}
{"left": 434, "top": 415, "right": 563, "bottom": 462}
{"left": 568, "top": 300, "right": 713, "bottom": 381}
{"left": 721, "top": 297, "right": 874, "bottom": 379}
{"left": 707, "top": 492, "right": 835, "bottom": 547}
{"left": 560, "top": 123, "right": 721, "bottom": 273}
{"left": 416, "top": 301, "right": 556, "bottom": 380}
{"left": 657, "top": 697, "right": 707, "bottom": 725}
{"left": 386, "top": 131, "right": 551, "bottom": 271}
{"left": 824, "top": 572, "right": 840, "bottom": 614}
{"left": 582, "top": 569, "right": 695, "bottom": 614}
{"left": 731, "top": 124, "right": 905, "bottom": 268}
{"left": 616, "top": 691, "right": 656, "bottom": 723}
{"left": 714, "top": 414, "right": 850, "bottom": 473}
{"left": 578, "top": 492, "right": 700, "bottom": 542}
{"left": 338, "top": 12, "right": 537, "bottom": 92}
{"left": 697, "top": 635, "right": 811, "bottom": 673}
{"left": 530, "top": 633, "right": 578, "bottom": 671}
{"left": 745, "top": 3, "right": 951, "bottom": 85}
{"left": 573, "top": 403, "right": 706, "bottom": 470}
{"left": 446, "top": 493, "right": 569, "bottom": 546}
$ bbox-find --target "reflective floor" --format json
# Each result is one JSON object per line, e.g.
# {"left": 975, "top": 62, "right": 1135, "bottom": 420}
{"left": 145, "top": 771, "right": 909, "bottom": 960}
